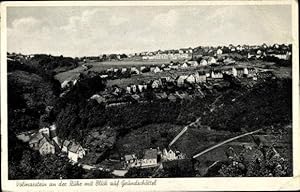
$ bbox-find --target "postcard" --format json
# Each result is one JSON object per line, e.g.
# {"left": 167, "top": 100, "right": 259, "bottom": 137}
{"left": 1, "top": 0, "right": 299, "bottom": 191}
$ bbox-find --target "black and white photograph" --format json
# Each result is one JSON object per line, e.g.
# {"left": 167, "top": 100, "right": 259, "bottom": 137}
{"left": 1, "top": 1, "right": 299, "bottom": 191}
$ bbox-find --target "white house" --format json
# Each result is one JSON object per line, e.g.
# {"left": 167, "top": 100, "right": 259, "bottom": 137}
{"left": 208, "top": 57, "right": 217, "bottom": 65}
{"left": 138, "top": 84, "right": 147, "bottom": 92}
{"left": 113, "top": 68, "right": 119, "bottom": 73}
{"left": 216, "top": 48, "right": 223, "bottom": 55}
{"left": 38, "top": 137, "right": 55, "bottom": 155}
{"left": 153, "top": 66, "right": 161, "bottom": 73}
{"left": 130, "top": 67, "right": 140, "bottom": 74}
{"left": 232, "top": 67, "right": 238, "bottom": 77}
{"left": 126, "top": 86, "right": 131, "bottom": 94}
{"left": 61, "top": 80, "right": 71, "bottom": 89}
{"left": 211, "top": 70, "right": 223, "bottom": 79}
{"left": 187, "top": 61, "right": 198, "bottom": 67}
{"left": 68, "top": 142, "right": 86, "bottom": 162}
{"left": 176, "top": 75, "right": 188, "bottom": 87}
{"left": 130, "top": 84, "right": 137, "bottom": 93}
{"left": 243, "top": 67, "right": 249, "bottom": 76}
{"left": 186, "top": 74, "right": 196, "bottom": 84}
{"left": 121, "top": 68, "right": 128, "bottom": 73}
{"left": 181, "top": 63, "right": 188, "bottom": 68}
{"left": 195, "top": 72, "right": 207, "bottom": 83}
{"left": 39, "top": 127, "right": 50, "bottom": 137}
{"left": 29, "top": 132, "right": 44, "bottom": 150}
{"left": 199, "top": 59, "right": 208, "bottom": 66}
{"left": 162, "top": 149, "right": 177, "bottom": 161}
{"left": 151, "top": 80, "right": 161, "bottom": 89}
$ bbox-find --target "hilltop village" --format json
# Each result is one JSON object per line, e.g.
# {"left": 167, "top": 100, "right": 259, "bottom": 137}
{"left": 8, "top": 43, "right": 292, "bottom": 178}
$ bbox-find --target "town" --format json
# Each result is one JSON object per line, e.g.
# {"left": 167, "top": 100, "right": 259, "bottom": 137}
{"left": 8, "top": 42, "right": 292, "bottom": 178}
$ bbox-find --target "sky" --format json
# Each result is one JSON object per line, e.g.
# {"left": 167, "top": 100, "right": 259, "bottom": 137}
{"left": 7, "top": 5, "right": 292, "bottom": 57}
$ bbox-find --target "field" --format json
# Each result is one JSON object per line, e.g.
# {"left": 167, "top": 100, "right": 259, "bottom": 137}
{"left": 55, "top": 59, "right": 173, "bottom": 83}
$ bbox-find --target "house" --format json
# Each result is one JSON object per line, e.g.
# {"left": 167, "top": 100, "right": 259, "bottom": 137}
{"left": 140, "top": 66, "right": 146, "bottom": 72}
{"left": 16, "top": 130, "right": 36, "bottom": 143}
{"left": 224, "top": 57, "right": 235, "bottom": 65}
{"left": 38, "top": 137, "right": 56, "bottom": 155}
{"left": 107, "top": 68, "right": 114, "bottom": 72}
{"left": 68, "top": 142, "right": 86, "bottom": 162}
{"left": 185, "top": 74, "right": 196, "bottom": 84}
{"left": 160, "top": 77, "right": 169, "bottom": 85}
{"left": 138, "top": 84, "right": 147, "bottom": 92}
{"left": 169, "top": 65, "right": 179, "bottom": 70}
{"left": 257, "top": 50, "right": 262, "bottom": 55}
{"left": 130, "top": 67, "right": 140, "bottom": 75}
{"left": 273, "top": 43, "right": 280, "bottom": 49}
{"left": 28, "top": 132, "right": 57, "bottom": 155}
{"left": 100, "top": 74, "right": 109, "bottom": 79}
{"left": 208, "top": 57, "right": 217, "bottom": 65}
{"left": 124, "top": 154, "right": 137, "bottom": 165}
{"left": 187, "top": 61, "right": 198, "bottom": 67}
{"left": 262, "top": 43, "right": 268, "bottom": 49}
{"left": 126, "top": 86, "right": 131, "bottom": 94}
{"left": 130, "top": 84, "right": 137, "bottom": 93}
{"left": 111, "top": 86, "right": 121, "bottom": 96}
{"left": 49, "top": 124, "right": 60, "bottom": 146}
{"left": 29, "top": 132, "right": 44, "bottom": 150}
{"left": 199, "top": 59, "right": 208, "bottom": 66}
{"left": 151, "top": 79, "right": 162, "bottom": 89}
{"left": 216, "top": 48, "right": 223, "bottom": 55}
{"left": 196, "top": 71, "right": 207, "bottom": 83}
{"left": 211, "top": 70, "right": 223, "bottom": 79}
{"left": 243, "top": 67, "right": 249, "bottom": 76}
{"left": 236, "top": 67, "right": 244, "bottom": 77}
{"left": 38, "top": 127, "right": 50, "bottom": 137}
{"left": 228, "top": 67, "right": 236, "bottom": 77}
{"left": 176, "top": 75, "right": 188, "bottom": 87}
{"left": 121, "top": 68, "right": 128, "bottom": 73}
{"left": 113, "top": 68, "right": 119, "bottom": 73}
{"left": 247, "top": 67, "right": 257, "bottom": 77}
{"left": 140, "top": 148, "right": 158, "bottom": 167}
{"left": 181, "top": 63, "right": 188, "bottom": 68}
{"left": 162, "top": 148, "right": 177, "bottom": 161}
{"left": 150, "top": 66, "right": 156, "bottom": 72}
{"left": 61, "top": 80, "right": 71, "bottom": 89}
{"left": 153, "top": 66, "right": 161, "bottom": 73}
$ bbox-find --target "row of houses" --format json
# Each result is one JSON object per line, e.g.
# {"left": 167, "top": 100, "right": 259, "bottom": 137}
{"left": 101, "top": 57, "right": 220, "bottom": 79}
{"left": 142, "top": 53, "right": 191, "bottom": 60}
{"left": 123, "top": 148, "right": 185, "bottom": 169}
{"left": 16, "top": 125, "right": 86, "bottom": 163}
{"left": 88, "top": 66, "right": 257, "bottom": 106}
